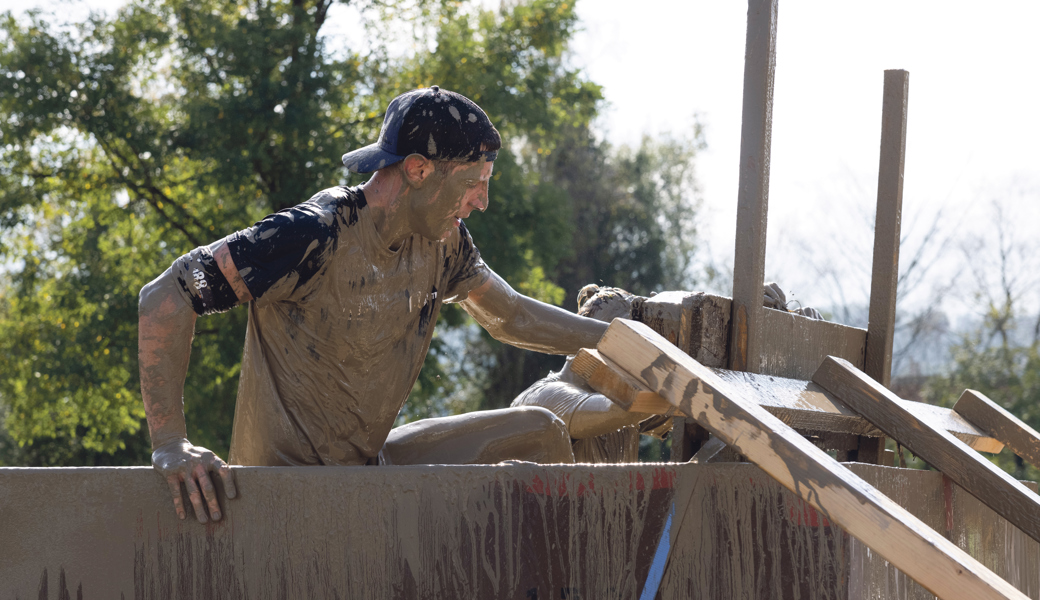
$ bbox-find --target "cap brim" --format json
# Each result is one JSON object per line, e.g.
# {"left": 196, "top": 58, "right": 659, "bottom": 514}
{"left": 341, "top": 144, "right": 406, "bottom": 174}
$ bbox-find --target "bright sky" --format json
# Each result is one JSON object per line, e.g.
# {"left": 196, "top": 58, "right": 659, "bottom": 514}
{"left": 5, "top": 0, "right": 1039, "bottom": 315}
{"left": 571, "top": 1, "right": 1040, "bottom": 314}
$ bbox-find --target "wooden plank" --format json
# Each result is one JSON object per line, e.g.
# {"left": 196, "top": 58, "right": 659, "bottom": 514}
{"left": 850, "top": 435, "right": 885, "bottom": 464}
{"left": 636, "top": 290, "right": 867, "bottom": 379}
{"left": 712, "top": 367, "right": 880, "bottom": 436}
{"left": 689, "top": 436, "right": 729, "bottom": 464}
{"left": 813, "top": 356, "right": 1040, "bottom": 545}
{"left": 757, "top": 307, "right": 866, "bottom": 380}
{"left": 729, "top": 0, "right": 778, "bottom": 373}
{"left": 570, "top": 348, "right": 677, "bottom": 415}
{"left": 668, "top": 417, "right": 710, "bottom": 462}
{"left": 573, "top": 348, "right": 1002, "bottom": 453}
{"left": 955, "top": 389, "right": 1040, "bottom": 470}
{"left": 865, "top": 69, "right": 910, "bottom": 387}
{"left": 902, "top": 399, "right": 1004, "bottom": 454}
{"left": 598, "top": 318, "right": 1026, "bottom": 600}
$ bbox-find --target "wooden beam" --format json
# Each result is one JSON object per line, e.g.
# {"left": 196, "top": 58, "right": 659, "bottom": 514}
{"left": 571, "top": 348, "right": 1003, "bottom": 453}
{"left": 668, "top": 418, "right": 711, "bottom": 462}
{"left": 865, "top": 69, "right": 910, "bottom": 387}
{"left": 571, "top": 348, "right": 677, "bottom": 415}
{"left": 813, "top": 356, "right": 1040, "bottom": 545}
{"left": 758, "top": 308, "right": 866, "bottom": 380}
{"left": 633, "top": 291, "right": 868, "bottom": 379}
{"left": 729, "top": 0, "right": 778, "bottom": 373}
{"left": 689, "top": 436, "right": 729, "bottom": 464}
{"left": 598, "top": 318, "right": 1026, "bottom": 600}
{"left": 955, "top": 389, "right": 1040, "bottom": 471}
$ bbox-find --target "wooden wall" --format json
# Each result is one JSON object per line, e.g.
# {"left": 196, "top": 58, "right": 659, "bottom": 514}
{"left": 2, "top": 464, "right": 1036, "bottom": 599}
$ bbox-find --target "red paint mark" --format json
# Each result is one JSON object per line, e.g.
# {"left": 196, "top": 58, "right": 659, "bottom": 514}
{"left": 943, "top": 474, "right": 954, "bottom": 532}
{"left": 787, "top": 498, "right": 831, "bottom": 527}
{"left": 523, "top": 468, "right": 676, "bottom": 497}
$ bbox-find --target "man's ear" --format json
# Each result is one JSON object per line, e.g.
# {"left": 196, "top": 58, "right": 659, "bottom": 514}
{"left": 401, "top": 154, "right": 433, "bottom": 188}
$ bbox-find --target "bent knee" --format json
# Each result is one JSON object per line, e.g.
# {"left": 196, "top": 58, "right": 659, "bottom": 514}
{"left": 509, "top": 407, "right": 573, "bottom": 463}
{"left": 511, "top": 406, "right": 568, "bottom": 438}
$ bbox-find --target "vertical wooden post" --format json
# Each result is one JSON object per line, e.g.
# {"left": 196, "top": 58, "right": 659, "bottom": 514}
{"left": 865, "top": 70, "right": 909, "bottom": 387}
{"left": 730, "top": 0, "right": 779, "bottom": 373}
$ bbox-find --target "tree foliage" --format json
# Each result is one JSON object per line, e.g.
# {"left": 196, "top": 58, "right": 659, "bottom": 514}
{"left": 923, "top": 200, "right": 1040, "bottom": 480}
{"left": 0, "top": 0, "right": 707, "bottom": 464}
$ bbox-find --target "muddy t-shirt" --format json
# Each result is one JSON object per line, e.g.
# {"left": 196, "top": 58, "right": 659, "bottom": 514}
{"left": 171, "top": 186, "right": 490, "bottom": 466}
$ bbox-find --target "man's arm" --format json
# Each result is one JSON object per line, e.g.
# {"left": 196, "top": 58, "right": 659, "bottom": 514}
{"left": 460, "top": 270, "right": 608, "bottom": 355}
{"left": 139, "top": 242, "right": 245, "bottom": 523}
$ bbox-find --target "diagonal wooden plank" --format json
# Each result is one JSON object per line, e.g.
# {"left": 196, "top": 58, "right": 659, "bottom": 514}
{"left": 598, "top": 318, "right": 1026, "bottom": 600}
{"left": 571, "top": 349, "right": 677, "bottom": 414}
{"left": 955, "top": 389, "right": 1040, "bottom": 472}
{"left": 813, "top": 356, "right": 1040, "bottom": 545}
{"left": 571, "top": 348, "right": 1003, "bottom": 452}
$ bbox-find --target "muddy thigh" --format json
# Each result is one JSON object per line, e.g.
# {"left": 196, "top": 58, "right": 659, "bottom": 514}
{"left": 380, "top": 407, "right": 575, "bottom": 465}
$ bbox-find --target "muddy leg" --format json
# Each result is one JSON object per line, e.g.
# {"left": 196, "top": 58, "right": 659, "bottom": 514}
{"left": 380, "top": 407, "right": 575, "bottom": 465}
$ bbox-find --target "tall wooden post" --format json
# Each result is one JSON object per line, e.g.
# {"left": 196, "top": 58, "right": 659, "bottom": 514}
{"left": 729, "top": 0, "right": 779, "bottom": 373}
{"left": 865, "top": 70, "right": 909, "bottom": 387}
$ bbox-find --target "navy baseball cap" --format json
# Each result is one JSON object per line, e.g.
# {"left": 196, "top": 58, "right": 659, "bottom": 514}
{"left": 342, "top": 86, "right": 501, "bottom": 174}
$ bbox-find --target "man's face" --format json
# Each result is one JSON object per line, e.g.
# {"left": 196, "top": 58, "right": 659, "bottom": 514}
{"left": 414, "top": 159, "right": 494, "bottom": 242}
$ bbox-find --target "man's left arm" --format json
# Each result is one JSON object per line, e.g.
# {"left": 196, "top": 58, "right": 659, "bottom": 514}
{"left": 460, "top": 270, "right": 608, "bottom": 355}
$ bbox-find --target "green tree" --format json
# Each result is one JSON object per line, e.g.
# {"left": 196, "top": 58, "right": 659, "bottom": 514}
{"left": 0, "top": 0, "right": 638, "bottom": 463}
{"left": 923, "top": 200, "right": 1040, "bottom": 480}
{"left": 0, "top": 0, "right": 710, "bottom": 462}
{"left": 0, "top": 0, "right": 371, "bottom": 464}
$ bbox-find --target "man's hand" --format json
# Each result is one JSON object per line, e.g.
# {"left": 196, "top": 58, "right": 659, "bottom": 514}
{"left": 762, "top": 282, "right": 788, "bottom": 310}
{"left": 152, "top": 438, "right": 237, "bottom": 523}
{"left": 763, "top": 281, "right": 824, "bottom": 320}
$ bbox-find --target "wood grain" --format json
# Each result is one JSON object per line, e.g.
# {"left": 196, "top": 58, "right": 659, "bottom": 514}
{"left": 865, "top": 69, "right": 910, "bottom": 387}
{"left": 955, "top": 389, "right": 1040, "bottom": 471}
{"left": 598, "top": 318, "right": 1026, "bottom": 600}
{"left": 758, "top": 307, "right": 867, "bottom": 380}
{"left": 634, "top": 291, "right": 867, "bottom": 380}
{"left": 814, "top": 356, "right": 1040, "bottom": 544}
{"left": 572, "top": 348, "right": 1002, "bottom": 453}
{"left": 571, "top": 348, "right": 677, "bottom": 415}
{"left": 729, "top": 0, "right": 779, "bottom": 373}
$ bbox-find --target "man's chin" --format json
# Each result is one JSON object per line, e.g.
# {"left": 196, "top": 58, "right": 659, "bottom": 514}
{"left": 417, "top": 219, "right": 461, "bottom": 243}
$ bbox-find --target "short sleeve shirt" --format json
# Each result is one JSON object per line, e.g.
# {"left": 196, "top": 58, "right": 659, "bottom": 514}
{"left": 171, "top": 186, "right": 490, "bottom": 466}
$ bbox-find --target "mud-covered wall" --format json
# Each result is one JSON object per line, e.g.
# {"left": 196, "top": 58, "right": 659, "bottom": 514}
{"left": 2, "top": 464, "right": 1036, "bottom": 600}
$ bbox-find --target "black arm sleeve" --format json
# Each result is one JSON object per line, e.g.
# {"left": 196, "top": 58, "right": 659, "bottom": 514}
{"left": 171, "top": 243, "right": 240, "bottom": 316}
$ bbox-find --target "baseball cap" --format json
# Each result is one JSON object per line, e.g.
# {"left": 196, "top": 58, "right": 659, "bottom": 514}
{"left": 342, "top": 86, "right": 501, "bottom": 174}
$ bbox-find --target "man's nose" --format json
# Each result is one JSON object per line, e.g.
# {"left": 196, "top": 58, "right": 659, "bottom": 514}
{"left": 472, "top": 185, "right": 489, "bottom": 212}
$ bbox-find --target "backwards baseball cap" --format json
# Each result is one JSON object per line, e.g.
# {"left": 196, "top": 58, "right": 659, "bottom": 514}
{"left": 342, "top": 86, "right": 501, "bottom": 174}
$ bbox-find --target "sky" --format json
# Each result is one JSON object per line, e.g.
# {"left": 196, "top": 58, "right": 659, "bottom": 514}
{"left": 4, "top": 0, "right": 1039, "bottom": 316}
{"left": 570, "top": 1, "right": 1040, "bottom": 315}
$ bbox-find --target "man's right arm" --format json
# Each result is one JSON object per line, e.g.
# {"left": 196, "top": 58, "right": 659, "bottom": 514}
{"left": 139, "top": 251, "right": 242, "bottom": 523}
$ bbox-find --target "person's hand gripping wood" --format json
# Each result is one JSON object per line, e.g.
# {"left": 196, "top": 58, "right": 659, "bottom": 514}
{"left": 139, "top": 267, "right": 237, "bottom": 523}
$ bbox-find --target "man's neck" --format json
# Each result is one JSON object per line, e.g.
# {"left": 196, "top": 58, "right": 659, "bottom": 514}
{"left": 359, "top": 170, "right": 413, "bottom": 252}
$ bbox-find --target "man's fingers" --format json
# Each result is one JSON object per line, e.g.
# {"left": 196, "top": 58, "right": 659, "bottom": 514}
{"left": 183, "top": 474, "right": 209, "bottom": 524}
{"left": 217, "top": 463, "right": 238, "bottom": 499}
{"left": 195, "top": 465, "right": 222, "bottom": 521}
{"left": 166, "top": 474, "right": 186, "bottom": 520}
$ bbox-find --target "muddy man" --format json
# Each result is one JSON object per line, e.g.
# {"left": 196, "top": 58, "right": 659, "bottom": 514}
{"left": 138, "top": 87, "right": 604, "bottom": 523}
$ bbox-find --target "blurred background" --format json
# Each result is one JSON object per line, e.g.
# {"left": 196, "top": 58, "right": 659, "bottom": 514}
{"left": 1, "top": 0, "right": 1037, "bottom": 476}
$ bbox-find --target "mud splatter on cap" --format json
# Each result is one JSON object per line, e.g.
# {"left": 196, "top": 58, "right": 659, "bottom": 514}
{"left": 342, "top": 86, "right": 501, "bottom": 174}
